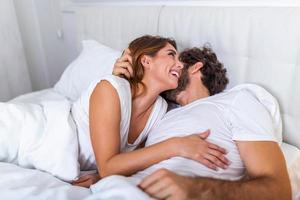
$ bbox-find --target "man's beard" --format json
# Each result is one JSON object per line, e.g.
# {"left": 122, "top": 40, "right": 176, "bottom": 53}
{"left": 161, "top": 67, "right": 190, "bottom": 104}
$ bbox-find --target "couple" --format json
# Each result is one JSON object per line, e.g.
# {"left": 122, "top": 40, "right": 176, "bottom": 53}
{"left": 71, "top": 35, "right": 291, "bottom": 199}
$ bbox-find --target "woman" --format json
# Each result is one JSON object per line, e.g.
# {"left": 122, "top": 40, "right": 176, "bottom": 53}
{"left": 72, "top": 35, "right": 229, "bottom": 187}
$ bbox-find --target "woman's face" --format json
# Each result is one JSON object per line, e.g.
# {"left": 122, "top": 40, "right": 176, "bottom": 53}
{"left": 145, "top": 43, "right": 183, "bottom": 91}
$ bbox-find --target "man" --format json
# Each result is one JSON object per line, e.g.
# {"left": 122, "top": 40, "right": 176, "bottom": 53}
{"left": 113, "top": 46, "right": 292, "bottom": 200}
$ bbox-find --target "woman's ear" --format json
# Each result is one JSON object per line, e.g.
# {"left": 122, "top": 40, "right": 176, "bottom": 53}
{"left": 190, "top": 62, "right": 203, "bottom": 74}
{"left": 141, "top": 55, "right": 151, "bottom": 69}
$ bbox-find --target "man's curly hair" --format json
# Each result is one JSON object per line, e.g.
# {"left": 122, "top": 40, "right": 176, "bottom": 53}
{"left": 179, "top": 46, "right": 229, "bottom": 95}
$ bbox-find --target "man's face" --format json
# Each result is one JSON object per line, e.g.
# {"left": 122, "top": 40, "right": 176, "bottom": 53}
{"left": 162, "top": 64, "right": 190, "bottom": 103}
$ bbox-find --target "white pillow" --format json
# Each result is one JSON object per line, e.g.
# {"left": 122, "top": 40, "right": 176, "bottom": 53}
{"left": 54, "top": 40, "right": 121, "bottom": 101}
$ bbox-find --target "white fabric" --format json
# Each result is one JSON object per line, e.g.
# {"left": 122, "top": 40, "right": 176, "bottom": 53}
{"left": 129, "top": 84, "right": 278, "bottom": 182}
{"left": 90, "top": 142, "right": 300, "bottom": 200}
{"left": 0, "top": 90, "right": 80, "bottom": 182}
{"left": 0, "top": 142, "right": 299, "bottom": 200}
{"left": 72, "top": 74, "right": 168, "bottom": 170}
{"left": 89, "top": 175, "right": 151, "bottom": 200}
{"left": 282, "top": 143, "right": 300, "bottom": 199}
{"left": 0, "top": 162, "right": 91, "bottom": 200}
{"left": 54, "top": 40, "right": 121, "bottom": 102}
{"left": 229, "top": 84, "right": 282, "bottom": 144}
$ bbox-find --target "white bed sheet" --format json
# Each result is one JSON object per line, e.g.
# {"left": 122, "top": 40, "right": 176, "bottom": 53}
{"left": 1, "top": 89, "right": 299, "bottom": 200}
{"left": 0, "top": 162, "right": 91, "bottom": 200}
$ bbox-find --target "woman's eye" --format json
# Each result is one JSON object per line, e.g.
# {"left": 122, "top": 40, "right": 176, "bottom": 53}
{"left": 169, "top": 53, "right": 175, "bottom": 57}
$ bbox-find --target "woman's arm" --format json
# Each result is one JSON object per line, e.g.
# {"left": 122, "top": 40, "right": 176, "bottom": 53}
{"left": 89, "top": 80, "right": 181, "bottom": 178}
{"left": 90, "top": 81, "right": 228, "bottom": 179}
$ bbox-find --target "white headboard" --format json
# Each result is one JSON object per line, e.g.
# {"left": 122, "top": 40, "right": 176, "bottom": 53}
{"left": 61, "top": 4, "right": 300, "bottom": 149}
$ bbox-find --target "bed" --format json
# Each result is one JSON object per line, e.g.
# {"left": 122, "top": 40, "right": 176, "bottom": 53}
{"left": 1, "top": 2, "right": 300, "bottom": 200}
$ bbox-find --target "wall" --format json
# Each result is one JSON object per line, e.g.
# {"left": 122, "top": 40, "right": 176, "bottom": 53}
{"left": 12, "top": 0, "right": 300, "bottom": 93}
{"left": 0, "top": 0, "right": 32, "bottom": 101}
{"left": 14, "top": 0, "right": 75, "bottom": 90}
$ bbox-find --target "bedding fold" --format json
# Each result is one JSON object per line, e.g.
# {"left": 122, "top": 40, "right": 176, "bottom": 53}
{"left": 0, "top": 93, "right": 80, "bottom": 181}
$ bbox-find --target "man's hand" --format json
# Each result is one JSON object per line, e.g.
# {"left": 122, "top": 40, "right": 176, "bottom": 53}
{"left": 139, "top": 169, "right": 195, "bottom": 200}
{"left": 140, "top": 141, "right": 292, "bottom": 200}
{"left": 72, "top": 173, "right": 100, "bottom": 188}
{"left": 112, "top": 48, "right": 133, "bottom": 78}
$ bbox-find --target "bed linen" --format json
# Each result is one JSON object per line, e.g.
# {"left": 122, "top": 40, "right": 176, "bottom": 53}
{"left": 0, "top": 89, "right": 80, "bottom": 181}
{"left": 0, "top": 162, "right": 91, "bottom": 200}
{"left": 88, "top": 142, "right": 300, "bottom": 200}
{"left": 0, "top": 89, "right": 299, "bottom": 200}
{"left": 1, "top": 142, "right": 299, "bottom": 200}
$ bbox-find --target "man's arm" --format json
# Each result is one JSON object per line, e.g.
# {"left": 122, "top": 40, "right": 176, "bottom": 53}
{"left": 139, "top": 141, "right": 292, "bottom": 200}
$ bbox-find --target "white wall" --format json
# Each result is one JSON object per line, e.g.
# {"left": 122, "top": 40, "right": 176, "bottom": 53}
{"left": 67, "top": 0, "right": 300, "bottom": 6}
{"left": 13, "top": 0, "right": 78, "bottom": 91}
{"left": 13, "top": 0, "right": 49, "bottom": 91}
{"left": 34, "top": 0, "right": 78, "bottom": 87}
{"left": 0, "top": 0, "right": 32, "bottom": 101}
{"left": 12, "top": 0, "right": 300, "bottom": 94}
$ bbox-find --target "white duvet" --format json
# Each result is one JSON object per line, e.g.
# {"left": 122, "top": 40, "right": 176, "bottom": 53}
{"left": 0, "top": 89, "right": 80, "bottom": 181}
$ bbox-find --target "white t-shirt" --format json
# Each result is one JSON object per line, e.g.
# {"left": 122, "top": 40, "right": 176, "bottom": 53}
{"left": 71, "top": 75, "right": 168, "bottom": 170}
{"left": 131, "top": 88, "right": 278, "bottom": 182}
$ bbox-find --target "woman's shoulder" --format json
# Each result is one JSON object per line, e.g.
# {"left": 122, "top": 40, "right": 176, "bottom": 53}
{"left": 95, "top": 74, "right": 130, "bottom": 92}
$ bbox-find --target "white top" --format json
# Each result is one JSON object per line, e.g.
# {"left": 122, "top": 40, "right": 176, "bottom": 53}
{"left": 71, "top": 75, "right": 168, "bottom": 170}
{"left": 131, "top": 85, "right": 279, "bottom": 182}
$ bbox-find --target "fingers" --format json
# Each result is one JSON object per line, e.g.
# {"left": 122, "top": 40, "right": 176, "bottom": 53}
{"left": 119, "top": 62, "right": 133, "bottom": 77}
{"left": 197, "top": 130, "right": 227, "bottom": 155}
{"left": 122, "top": 48, "right": 131, "bottom": 56}
{"left": 114, "top": 59, "right": 133, "bottom": 78}
{"left": 72, "top": 180, "right": 93, "bottom": 188}
{"left": 72, "top": 176, "right": 89, "bottom": 184}
{"left": 152, "top": 185, "right": 173, "bottom": 200}
{"left": 139, "top": 168, "right": 169, "bottom": 189}
{"left": 208, "top": 149, "right": 230, "bottom": 166}
{"left": 141, "top": 178, "right": 170, "bottom": 199}
{"left": 139, "top": 169, "right": 178, "bottom": 200}
{"left": 208, "top": 143, "right": 227, "bottom": 154}
{"left": 113, "top": 66, "right": 131, "bottom": 78}
{"left": 198, "top": 130, "right": 210, "bottom": 139}
{"left": 113, "top": 62, "right": 133, "bottom": 78}
{"left": 201, "top": 158, "right": 218, "bottom": 171}
{"left": 118, "top": 54, "right": 132, "bottom": 65}
{"left": 204, "top": 154, "right": 228, "bottom": 170}
{"left": 72, "top": 173, "right": 100, "bottom": 188}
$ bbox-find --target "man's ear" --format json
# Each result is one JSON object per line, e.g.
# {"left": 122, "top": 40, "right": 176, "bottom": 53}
{"left": 190, "top": 62, "right": 203, "bottom": 74}
{"left": 141, "top": 55, "right": 151, "bottom": 69}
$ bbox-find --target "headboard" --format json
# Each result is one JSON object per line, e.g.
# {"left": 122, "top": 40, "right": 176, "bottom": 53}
{"left": 61, "top": 4, "right": 300, "bottom": 149}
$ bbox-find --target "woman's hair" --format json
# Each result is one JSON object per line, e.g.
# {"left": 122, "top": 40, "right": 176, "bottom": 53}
{"left": 125, "top": 35, "right": 177, "bottom": 98}
{"left": 179, "top": 45, "right": 229, "bottom": 95}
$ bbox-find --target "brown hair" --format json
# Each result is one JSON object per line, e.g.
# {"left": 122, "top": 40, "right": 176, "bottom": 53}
{"left": 179, "top": 46, "right": 228, "bottom": 95}
{"left": 125, "top": 35, "right": 177, "bottom": 98}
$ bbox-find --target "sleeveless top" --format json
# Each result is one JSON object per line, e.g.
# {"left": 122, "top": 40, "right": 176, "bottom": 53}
{"left": 71, "top": 75, "right": 168, "bottom": 170}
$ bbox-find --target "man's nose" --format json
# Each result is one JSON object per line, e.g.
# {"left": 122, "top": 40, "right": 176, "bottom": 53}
{"left": 177, "top": 61, "right": 184, "bottom": 70}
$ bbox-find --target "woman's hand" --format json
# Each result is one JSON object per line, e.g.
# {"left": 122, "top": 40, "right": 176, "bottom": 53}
{"left": 112, "top": 48, "right": 133, "bottom": 78}
{"left": 174, "top": 130, "right": 230, "bottom": 170}
{"left": 72, "top": 173, "right": 100, "bottom": 188}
